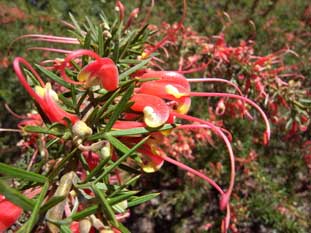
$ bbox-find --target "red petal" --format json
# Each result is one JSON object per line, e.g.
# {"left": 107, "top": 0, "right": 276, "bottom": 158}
{"left": 44, "top": 91, "right": 79, "bottom": 125}
{"left": 139, "top": 81, "right": 191, "bottom": 114}
{"left": 130, "top": 94, "right": 170, "bottom": 128}
{"left": 137, "top": 142, "right": 165, "bottom": 173}
{"left": 0, "top": 197, "right": 22, "bottom": 232}
{"left": 140, "top": 71, "right": 190, "bottom": 91}
{"left": 79, "top": 58, "right": 119, "bottom": 91}
{"left": 82, "top": 152, "right": 100, "bottom": 171}
{"left": 112, "top": 120, "right": 146, "bottom": 129}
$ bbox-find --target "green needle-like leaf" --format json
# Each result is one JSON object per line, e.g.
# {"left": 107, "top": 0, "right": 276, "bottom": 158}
{"left": 60, "top": 225, "right": 72, "bottom": 233}
{"left": 117, "top": 222, "right": 131, "bottom": 233}
{"left": 104, "top": 84, "right": 134, "bottom": 132}
{"left": 119, "top": 57, "right": 151, "bottom": 80}
{"left": 24, "top": 125, "right": 63, "bottom": 137}
{"left": 108, "top": 191, "right": 139, "bottom": 205}
{"left": 110, "top": 175, "right": 141, "bottom": 197}
{"left": 48, "top": 148, "right": 78, "bottom": 180}
{"left": 92, "top": 184, "right": 119, "bottom": 227}
{"left": 0, "top": 180, "right": 35, "bottom": 211}
{"left": 109, "top": 124, "right": 175, "bottom": 137}
{"left": 71, "top": 205, "right": 98, "bottom": 221}
{"left": 69, "top": 13, "right": 84, "bottom": 36}
{"left": 0, "top": 162, "right": 47, "bottom": 183}
{"left": 93, "top": 89, "right": 121, "bottom": 124}
{"left": 98, "top": 26, "right": 104, "bottom": 56}
{"left": 127, "top": 193, "right": 160, "bottom": 207}
{"left": 85, "top": 155, "right": 111, "bottom": 182}
{"left": 36, "top": 65, "right": 72, "bottom": 89}
{"left": 24, "top": 181, "right": 49, "bottom": 233}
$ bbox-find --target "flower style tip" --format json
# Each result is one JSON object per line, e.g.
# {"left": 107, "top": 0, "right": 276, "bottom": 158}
{"left": 130, "top": 94, "right": 170, "bottom": 128}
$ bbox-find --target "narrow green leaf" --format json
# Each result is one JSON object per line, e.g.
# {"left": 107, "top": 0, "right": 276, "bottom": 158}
{"left": 119, "top": 58, "right": 151, "bottom": 80}
{"left": 109, "top": 124, "right": 174, "bottom": 137}
{"left": 98, "top": 26, "right": 104, "bottom": 56}
{"left": 24, "top": 125, "right": 63, "bottom": 137}
{"left": 58, "top": 94, "right": 75, "bottom": 109}
{"left": 36, "top": 65, "right": 71, "bottom": 89}
{"left": 69, "top": 13, "right": 84, "bottom": 36}
{"left": 117, "top": 222, "right": 131, "bottom": 233}
{"left": 85, "top": 155, "right": 111, "bottom": 182}
{"left": 104, "top": 84, "right": 134, "bottom": 132}
{"left": 127, "top": 193, "right": 160, "bottom": 207}
{"left": 24, "top": 69, "right": 41, "bottom": 86}
{"left": 108, "top": 191, "right": 139, "bottom": 205}
{"left": 118, "top": 59, "right": 141, "bottom": 64}
{"left": 118, "top": 164, "right": 141, "bottom": 174}
{"left": 132, "top": 24, "right": 149, "bottom": 45}
{"left": 68, "top": 191, "right": 135, "bottom": 222}
{"left": 86, "top": 16, "right": 96, "bottom": 35}
{"left": 24, "top": 181, "right": 49, "bottom": 233}
{"left": 110, "top": 175, "right": 141, "bottom": 197}
{"left": 92, "top": 184, "right": 119, "bottom": 227}
{"left": 0, "top": 162, "right": 47, "bottom": 183}
{"left": 76, "top": 89, "right": 89, "bottom": 112}
{"left": 46, "top": 138, "right": 60, "bottom": 149}
{"left": 0, "top": 180, "right": 35, "bottom": 211}
{"left": 82, "top": 32, "right": 92, "bottom": 66}
{"left": 119, "top": 30, "right": 137, "bottom": 59}
{"left": 71, "top": 84, "right": 77, "bottom": 106}
{"left": 71, "top": 205, "right": 98, "bottom": 221}
{"left": 93, "top": 89, "right": 121, "bottom": 124}
{"left": 60, "top": 224, "right": 72, "bottom": 233}
{"left": 48, "top": 148, "right": 78, "bottom": 180}
{"left": 112, "top": 22, "right": 122, "bottom": 61}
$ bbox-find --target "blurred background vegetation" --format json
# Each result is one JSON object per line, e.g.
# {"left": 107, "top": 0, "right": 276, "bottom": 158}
{"left": 1, "top": 0, "right": 310, "bottom": 232}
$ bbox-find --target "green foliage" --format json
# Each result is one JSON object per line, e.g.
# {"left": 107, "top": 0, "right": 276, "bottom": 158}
{"left": 1, "top": 1, "right": 311, "bottom": 233}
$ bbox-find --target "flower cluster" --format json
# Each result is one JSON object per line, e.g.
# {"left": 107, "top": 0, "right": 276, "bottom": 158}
{"left": 0, "top": 2, "right": 272, "bottom": 233}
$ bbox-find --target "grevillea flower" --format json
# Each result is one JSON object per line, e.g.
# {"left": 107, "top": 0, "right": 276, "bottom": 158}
{"left": 60, "top": 49, "right": 119, "bottom": 91}
{"left": 13, "top": 57, "right": 79, "bottom": 126}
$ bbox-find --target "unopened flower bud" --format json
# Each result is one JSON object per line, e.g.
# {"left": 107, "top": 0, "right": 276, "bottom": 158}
{"left": 100, "top": 144, "right": 111, "bottom": 160}
{"left": 79, "top": 218, "right": 92, "bottom": 233}
{"left": 72, "top": 121, "right": 93, "bottom": 138}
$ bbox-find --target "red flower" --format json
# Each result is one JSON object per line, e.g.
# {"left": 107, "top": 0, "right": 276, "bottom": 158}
{"left": 13, "top": 57, "right": 79, "bottom": 126}
{"left": 77, "top": 58, "right": 119, "bottom": 91}
{"left": 61, "top": 50, "right": 119, "bottom": 91}
{"left": 0, "top": 195, "right": 23, "bottom": 231}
